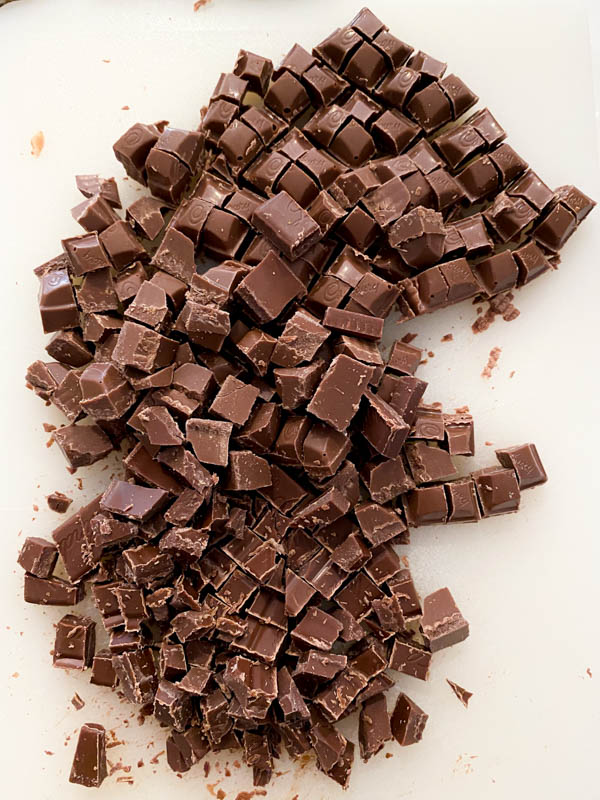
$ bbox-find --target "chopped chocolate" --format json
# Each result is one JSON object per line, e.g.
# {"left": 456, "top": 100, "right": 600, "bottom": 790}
{"left": 391, "top": 693, "right": 428, "bottom": 746}
{"left": 495, "top": 442, "right": 547, "bottom": 489}
{"left": 52, "top": 423, "right": 113, "bottom": 468}
{"left": 473, "top": 466, "right": 520, "bottom": 516}
{"left": 420, "top": 587, "right": 469, "bottom": 651}
{"left": 307, "top": 355, "right": 373, "bottom": 431}
{"left": 90, "top": 649, "right": 118, "bottom": 687}
{"left": 447, "top": 679, "right": 473, "bottom": 708}
{"left": 359, "top": 693, "right": 392, "bottom": 761}
{"left": 18, "top": 536, "right": 58, "bottom": 578}
{"left": 112, "top": 648, "right": 157, "bottom": 704}
{"left": 69, "top": 723, "right": 107, "bottom": 788}
{"left": 53, "top": 613, "right": 95, "bottom": 670}
{"left": 209, "top": 374, "right": 260, "bottom": 425}
{"left": 24, "top": 574, "right": 83, "bottom": 606}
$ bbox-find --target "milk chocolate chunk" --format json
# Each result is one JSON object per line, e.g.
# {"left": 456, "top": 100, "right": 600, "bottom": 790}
{"left": 125, "top": 281, "right": 168, "bottom": 330}
{"left": 405, "top": 441, "right": 458, "bottom": 484}
{"left": 388, "top": 207, "right": 446, "bottom": 269}
{"left": 443, "top": 413, "right": 475, "bottom": 456}
{"left": 411, "top": 405, "right": 445, "bottom": 440}
{"left": 235, "top": 618, "right": 286, "bottom": 663}
{"left": 76, "top": 174, "right": 121, "bottom": 208}
{"left": 473, "top": 466, "right": 520, "bottom": 516}
{"left": 38, "top": 267, "right": 80, "bottom": 333}
{"left": 101, "top": 480, "right": 168, "bottom": 522}
{"left": 184, "top": 418, "right": 231, "bottom": 467}
{"left": 139, "top": 406, "right": 184, "bottom": 446}
{"left": 153, "top": 679, "right": 193, "bottom": 732}
{"left": 151, "top": 227, "right": 196, "bottom": 284}
{"left": 350, "top": 271, "right": 400, "bottom": 317}
{"left": 226, "top": 451, "right": 272, "bottom": 491}
{"left": 113, "top": 321, "right": 178, "bottom": 373}
{"left": 360, "top": 455, "right": 415, "bottom": 504}
{"left": 24, "top": 574, "right": 83, "bottom": 606}
{"left": 420, "top": 587, "right": 469, "bottom": 651}
{"left": 513, "top": 240, "right": 551, "bottom": 286}
{"left": 234, "top": 49, "right": 273, "bottom": 94}
{"left": 361, "top": 391, "right": 410, "bottom": 458}
{"left": 235, "top": 251, "right": 305, "bottom": 324}
{"left": 76, "top": 268, "right": 118, "bottom": 313}
{"left": 145, "top": 147, "right": 191, "bottom": 204}
{"left": 18, "top": 536, "right": 58, "bottom": 578}
{"left": 112, "top": 648, "right": 157, "bottom": 704}
{"left": 271, "top": 310, "right": 329, "bottom": 368}
{"left": 46, "top": 330, "right": 92, "bottom": 368}
{"left": 250, "top": 191, "right": 322, "bottom": 261}
{"left": 235, "top": 329, "right": 276, "bottom": 377}
{"left": 123, "top": 443, "right": 183, "bottom": 494}
{"left": 52, "top": 423, "right": 113, "bottom": 468}
{"left": 69, "top": 723, "right": 107, "bottom": 788}
{"left": 391, "top": 693, "right": 428, "bottom": 746}
{"left": 359, "top": 694, "right": 392, "bottom": 761}
{"left": 209, "top": 375, "right": 259, "bottom": 426}
{"left": 274, "top": 361, "right": 325, "bottom": 410}
{"left": 495, "top": 442, "right": 547, "bottom": 489}
{"left": 305, "top": 275, "right": 351, "bottom": 316}
{"left": 474, "top": 250, "right": 518, "bottom": 296}
{"left": 330, "top": 532, "right": 370, "bottom": 572}
{"left": 389, "top": 638, "right": 431, "bottom": 679}
{"left": 53, "top": 613, "right": 96, "bottom": 670}
{"left": 63, "top": 232, "right": 111, "bottom": 276}
{"left": 445, "top": 478, "right": 481, "bottom": 523}
{"left": 73, "top": 194, "right": 117, "bottom": 233}
{"left": 355, "top": 502, "right": 407, "bottom": 546}
{"left": 126, "top": 196, "right": 165, "bottom": 241}
{"left": 291, "top": 607, "right": 343, "bottom": 651}
{"left": 335, "top": 571, "right": 384, "bottom": 622}
{"left": 90, "top": 649, "right": 118, "bottom": 687}
{"left": 387, "top": 340, "right": 422, "bottom": 376}
{"left": 307, "top": 355, "right": 373, "bottom": 431}
{"left": 114, "top": 585, "right": 148, "bottom": 631}
{"left": 323, "top": 307, "right": 384, "bottom": 341}
{"left": 372, "top": 109, "right": 420, "bottom": 155}
{"left": 79, "top": 362, "right": 136, "bottom": 420}
{"left": 52, "top": 495, "right": 101, "bottom": 583}
{"left": 302, "top": 422, "right": 351, "bottom": 480}
{"left": 403, "top": 485, "right": 448, "bottom": 526}
{"left": 166, "top": 728, "right": 209, "bottom": 773}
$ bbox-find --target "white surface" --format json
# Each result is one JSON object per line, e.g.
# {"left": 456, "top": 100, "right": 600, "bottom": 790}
{"left": 1, "top": 1, "right": 599, "bottom": 798}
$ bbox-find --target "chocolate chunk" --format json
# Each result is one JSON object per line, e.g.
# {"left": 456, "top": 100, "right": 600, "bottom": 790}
{"left": 445, "top": 478, "right": 481, "bottom": 523}
{"left": 37, "top": 267, "right": 80, "bottom": 333}
{"left": 112, "top": 648, "right": 157, "bottom": 704}
{"left": 53, "top": 613, "right": 95, "bottom": 670}
{"left": 360, "top": 455, "right": 414, "bottom": 504}
{"left": 473, "top": 466, "right": 520, "bottom": 516}
{"left": 101, "top": 480, "right": 169, "bottom": 521}
{"left": 495, "top": 442, "right": 547, "bottom": 489}
{"left": 411, "top": 404, "right": 445, "bottom": 440}
{"left": 226, "top": 450, "right": 272, "bottom": 491}
{"left": 391, "top": 693, "right": 428, "bottom": 745}
{"left": 402, "top": 484, "right": 448, "bottom": 526}
{"left": 52, "top": 495, "right": 102, "bottom": 583}
{"left": 24, "top": 574, "right": 83, "bottom": 605}
{"left": 405, "top": 441, "right": 458, "bottom": 484}
{"left": 46, "top": 330, "right": 92, "bottom": 368}
{"left": 291, "top": 607, "right": 342, "bottom": 651}
{"left": 252, "top": 191, "right": 323, "bottom": 260}
{"left": 388, "top": 207, "right": 446, "bottom": 269}
{"left": 235, "top": 618, "right": 286, "bottom": 663}
{"left": 443, "top": 413, "right": 475, "bottom": 456}
{"left": 361, "top": 391, "right": 410, "bottom": 458}
{"left": 355, "top": 502, "right": 407, "bottom": 546}
{"left": 69, "top": 723, "right": 107, "bottom": 788}
{"left": 447, "top": 679, "right": 473, "bottom": 708}
{"left": 166, "top": 728, "right": 209, "bottom": 773}
{"left": 389, "top": 638, "right": 431, "bottom": 679}
{"left": 113, "top": 321, "right": 177, "bottom": 373}
{"left": 323, "top": 307, "right": 384, "bottom": 341}
{"left": 154, "top": 679, "right": 193, "bottom": 731}
{"left": 420, "top": 587, "right": 469, "bottom": 651}
{"left": 359, "top": 693, "right": 392, "bottom": 761}
{"left": 90, "top": 649, "right": 118, "bottom": 687}
{"left": 18, "top": 536, "right": 58, "bottom": 578}
{"left": 307, "top": 355, "right": 373, "bottom": 431}
{"left": 209, "top": 375, "right": 260, "bottom": 426}
{"left": 272, "top": 309, "right": 330, "bottom": 368}
{"left": 52, "top": 423, "right": 113, "bottom": 468}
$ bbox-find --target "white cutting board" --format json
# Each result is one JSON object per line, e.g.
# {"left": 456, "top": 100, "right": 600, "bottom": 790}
{"left": 1, "top": 1, "right": 599, "bottom": 798}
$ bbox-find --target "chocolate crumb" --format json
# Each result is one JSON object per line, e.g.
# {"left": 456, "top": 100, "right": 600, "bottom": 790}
{"left": 43, "top": 423, "right": 56, "bottom": 433}
{"left": 47, "top": 491, "right": 72, "bottom": 513}
{"left": 482, "top": 346, "right": 502, "bottom": 378}
{"left": 441, "top": 333, "right": 453, "bottom": 342}
{"left": 30, "top": 131, "right": 44, "bottom": 158}
{"left": 401, "top": 332, "right": 418, "bottom": 344}
{"left": 71, "top": 693, "right": 85, "bottom": 710}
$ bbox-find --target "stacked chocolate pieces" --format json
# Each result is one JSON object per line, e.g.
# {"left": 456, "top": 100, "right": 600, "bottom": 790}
{"left": 23, "top": 6, "right": 592, "bottom": 790}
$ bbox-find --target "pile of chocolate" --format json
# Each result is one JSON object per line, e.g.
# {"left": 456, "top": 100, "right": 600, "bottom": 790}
{"left": 21, "top": 6, "right": 593, "bottom": 790}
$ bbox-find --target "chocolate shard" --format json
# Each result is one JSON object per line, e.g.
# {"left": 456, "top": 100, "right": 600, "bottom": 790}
{"left": 447, "top": 679, "right": 473, "bottom": 708}
{"left": 69, "top": 723, "right": 107, "bottom": 788}
{"left": 420, "top": 587, "right": 469, "bottom": 652}
{"left": 359, "top": 693, "right": 393, "bottom": 761}
{"left": 391, "top": 693, "right": 428, "bottom": 745}
{"left": 389, "top": 638, "right": 431, "bottom": 679}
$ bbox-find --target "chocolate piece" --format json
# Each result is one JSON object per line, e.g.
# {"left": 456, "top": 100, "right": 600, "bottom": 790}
{"left": 307, "top": 355, "right": 373, "bottom": 431}
{"left": 235, "top": 251, "right": 304, "bottom": 323}
{"left": 18, "top": 536, "right": 58, "bottom": 578}
{"left": 69, "top": 723, "right": 107, "bottom": 788}
{"left": 473, "top": 466, "right": 520, "bottom": 516}
{"left": 234, "top": 49, "right": 273, "bottom": 95}
{"left": 127, "top": 196, "right": 165, "bottom": 241}
{"left": 411, "top": 405, "right": 445, "bottom": 440}
{"left": 302, "top": 422, "right": 351, "bottom": 480}
{"left": 389, "top": 638, "right": 431, "bottom": 679}
{"left": 38, "top": 267, "right": 80, "bottom": 333}
{"left": 101, "top": 480, "right": 168, "bottom": 522}
{"left": 154, "top": 679, "right": 193, "bottom": 731}
{"left": 24, "top": 574, "right": 83, "bottom": 605}
{"left": 403, "top": 484, "right": 448, "bottom": 526}
{"left": 226, "top": 450, "right": 272, "bottom": 491}
{"left": 361, "top": 391, "right": 410, "bottom": 458}
{"left": 387, "top": 340, "right": 422, "bottom": 376}
{"left": 209, "top": 375, "right": 259, "bottom": 426}
{"left": 355, "top": 502, "right": 407, "bottom": 546}
{"left": 46, "top": 330, "right": 92, "bottom": 368}
{"left": 495, "top": 442, "right": 547, "bottom": 489}
{"left": 52, "top": 495, "right": 101, "bottom": 583}
{"left": 112, "top": 648, "right": 157, "bottom": 704}
{"left": 274, "top": 361, "right": 325, "bottom": 410}
{"left": 391, "top": 693, "right": 428, "bottom": 746}
{"left": 272, "top": 309, "right": 329, "bottom": 368}
{"left": 445, "top": 478, "right": 481, "bottom": 523}
{"left": 265, "top": 71, "right": 310, "bottom": 121}
{"left": 405, "top": 441, "right": 458, "bottom": 484}
{"left": 420, "top": 587, "right": 469, "bottom": 651}
{"left": 139, "top": 406, "right": 184, "bottom": 446}
{"left": 443, "top": 413, "right": 475, "bottom": 456}
{"left": 62, "top": 232, "right": 111, "bottom": 276}
{"left": 323, "top": 307, "right": 384, "bottom": 341}
{"left": 359, "top": 693, "right": 392, "bottom": 761}
{"left": 53, "top": 613, "right": 95, "bottom": 670}
{"left": 52, "top": 423, "right": 113, "bottom": 468}
{"left": 447, "top": 679, "right": 473, "bottom": 708}
{"left": 90, "top": 649, "right": 118, "bottom": 687}
{"left": 291, "top": 607, "right": 342, "bottom": 651}
{"left": 113, "top": 321, "right": 177, "bottom": 373}
{"left": 166, "top": 728, "right": 209, "bottom": 773}
{"left": 76, "top": 174, "right": 121, "bottom": 208}
{"left": 235, "top": 618, "right": 286, "bottom": 663}
{"left": 71, "top": 188, "right": 119, "bottom": 233}
{"left": 184, "top": 418, "right": 231, "bottom": 467}
{"left": 360, "top": 455, "right": 415, "bottom": 504}
{"left": 252, "top": 191, "right": 323, "bottom": 260}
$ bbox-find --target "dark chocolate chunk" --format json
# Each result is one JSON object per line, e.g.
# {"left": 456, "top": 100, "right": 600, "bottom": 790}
{"left": 69, "top": 723, "right": 107, "bottom": 788}
{"left": 391, "top": 693, "right": 428, "bottom": 745}
{"left": 53, "top": 613, "right": 95, "bottom": 670}
{"left": 18, "top": 536, "right": 58, "bottom": 578}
